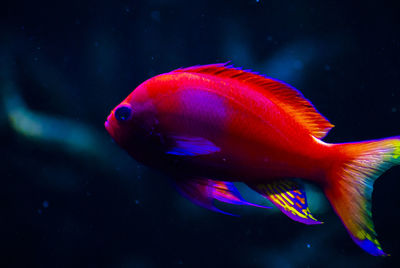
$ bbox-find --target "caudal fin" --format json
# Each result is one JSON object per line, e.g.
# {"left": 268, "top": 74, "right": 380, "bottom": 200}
{"left": 325, "top": 137, "right": 400, "bottom": 256}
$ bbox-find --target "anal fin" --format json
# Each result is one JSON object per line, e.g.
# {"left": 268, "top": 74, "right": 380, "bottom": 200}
{"left": 247, "top": 179, "right": 322, "bottom": 225}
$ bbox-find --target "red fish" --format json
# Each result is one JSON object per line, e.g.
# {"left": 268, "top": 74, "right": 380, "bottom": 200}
{"left": 105, "top": 64, "right": 400, "bottom": 256}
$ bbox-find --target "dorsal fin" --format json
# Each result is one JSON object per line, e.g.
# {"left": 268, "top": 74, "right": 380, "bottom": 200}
{"left": 172, "top": 63, "right": 334, "bottom": 139}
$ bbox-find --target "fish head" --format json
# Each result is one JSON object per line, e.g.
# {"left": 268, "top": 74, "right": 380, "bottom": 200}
{"left": 105, "top": 83, "right": 166, "bottom": 164}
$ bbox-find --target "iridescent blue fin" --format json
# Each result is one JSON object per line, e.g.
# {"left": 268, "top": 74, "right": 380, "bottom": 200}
{"left": 174, "top": 178, "right": 271, "bottom": 215}
{"left": 166, "top": 135, "right": 220, "bottom": 156}
{"left": 247, "top": 179, "right": 322, "bottom": 225}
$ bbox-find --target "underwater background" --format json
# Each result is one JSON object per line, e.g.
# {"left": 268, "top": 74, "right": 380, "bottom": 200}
{"left": 1, "top": 0, "right": 400, "bottom": 267}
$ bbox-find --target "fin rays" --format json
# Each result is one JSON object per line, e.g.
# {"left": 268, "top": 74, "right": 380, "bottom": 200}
{"left": 247, "top": 179, "right": 322, "bottom": 225}
{"left": 173, "top": 178, "right": 271, "bottom": 215}
{"left": 172, "top": 63, "right": 334, "bottom": 139}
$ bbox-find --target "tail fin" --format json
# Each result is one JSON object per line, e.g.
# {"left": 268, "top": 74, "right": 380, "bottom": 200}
{"left": 325, "top": 137, "right": 400, "bottom": 256}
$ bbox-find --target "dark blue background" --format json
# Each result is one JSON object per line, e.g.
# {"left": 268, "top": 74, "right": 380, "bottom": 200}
{"left": 1, "top": 0, "right": 400, "bottom": 267}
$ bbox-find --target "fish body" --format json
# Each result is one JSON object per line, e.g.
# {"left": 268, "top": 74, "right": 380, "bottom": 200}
{"left": 105, "top": 64, "right": 400, "bottom": 256}
{"left": 108, "top": 68, "right": 329, "bottom": 180}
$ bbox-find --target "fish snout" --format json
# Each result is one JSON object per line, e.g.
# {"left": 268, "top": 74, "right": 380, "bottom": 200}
{"left": 104, "top": 113, "right": 114, "bottom": 135}
{"left": 104, "top": 120, "right": 110, "bottom": 129}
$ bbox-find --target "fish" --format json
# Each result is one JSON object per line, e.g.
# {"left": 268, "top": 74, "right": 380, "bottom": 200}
{"left": 104, "top": 63, "right": 400, "bottom": 256}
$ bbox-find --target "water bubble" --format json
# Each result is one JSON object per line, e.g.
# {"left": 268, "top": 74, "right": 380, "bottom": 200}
{"left": 307, "top": 244, "right": 311, "bottom": 248}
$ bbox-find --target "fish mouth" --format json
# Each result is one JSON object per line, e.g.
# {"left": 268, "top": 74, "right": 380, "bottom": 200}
{"left": 104, "top": 119, "right": 115, "bottom": 139}
{"left": 105, "top": 113, "right": 113, "bottom": 130}
{"left": 104, "top": 115, "right": 112, "bottom": 134}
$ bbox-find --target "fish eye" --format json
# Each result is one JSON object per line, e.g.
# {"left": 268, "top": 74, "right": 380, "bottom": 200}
{"left": 114, "top": 106, "right": 132, "bottom": 122}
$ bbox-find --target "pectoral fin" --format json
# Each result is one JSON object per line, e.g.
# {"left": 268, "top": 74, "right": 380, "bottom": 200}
{"left": 173, "top": 178, "right": 270, "bottom": 215}
{"left": 247, "top": 179, "right": 322, "bottom": 225}
{"left": 166, "top": 135, "right": 220, "bottom": 156}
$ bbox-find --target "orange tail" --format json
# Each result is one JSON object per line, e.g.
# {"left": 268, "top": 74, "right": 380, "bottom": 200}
{"left": 324, "top": 137, "right": 400, "bottom": 256}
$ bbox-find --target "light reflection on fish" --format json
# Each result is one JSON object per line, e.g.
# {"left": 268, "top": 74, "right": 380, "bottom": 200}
{"left": 105, "top": 64, "right": 400, "bottom": 256}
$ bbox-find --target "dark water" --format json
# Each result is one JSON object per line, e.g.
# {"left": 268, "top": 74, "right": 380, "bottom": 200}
{"left": 1, "top": 0, "right": 400, "bottom": 267}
